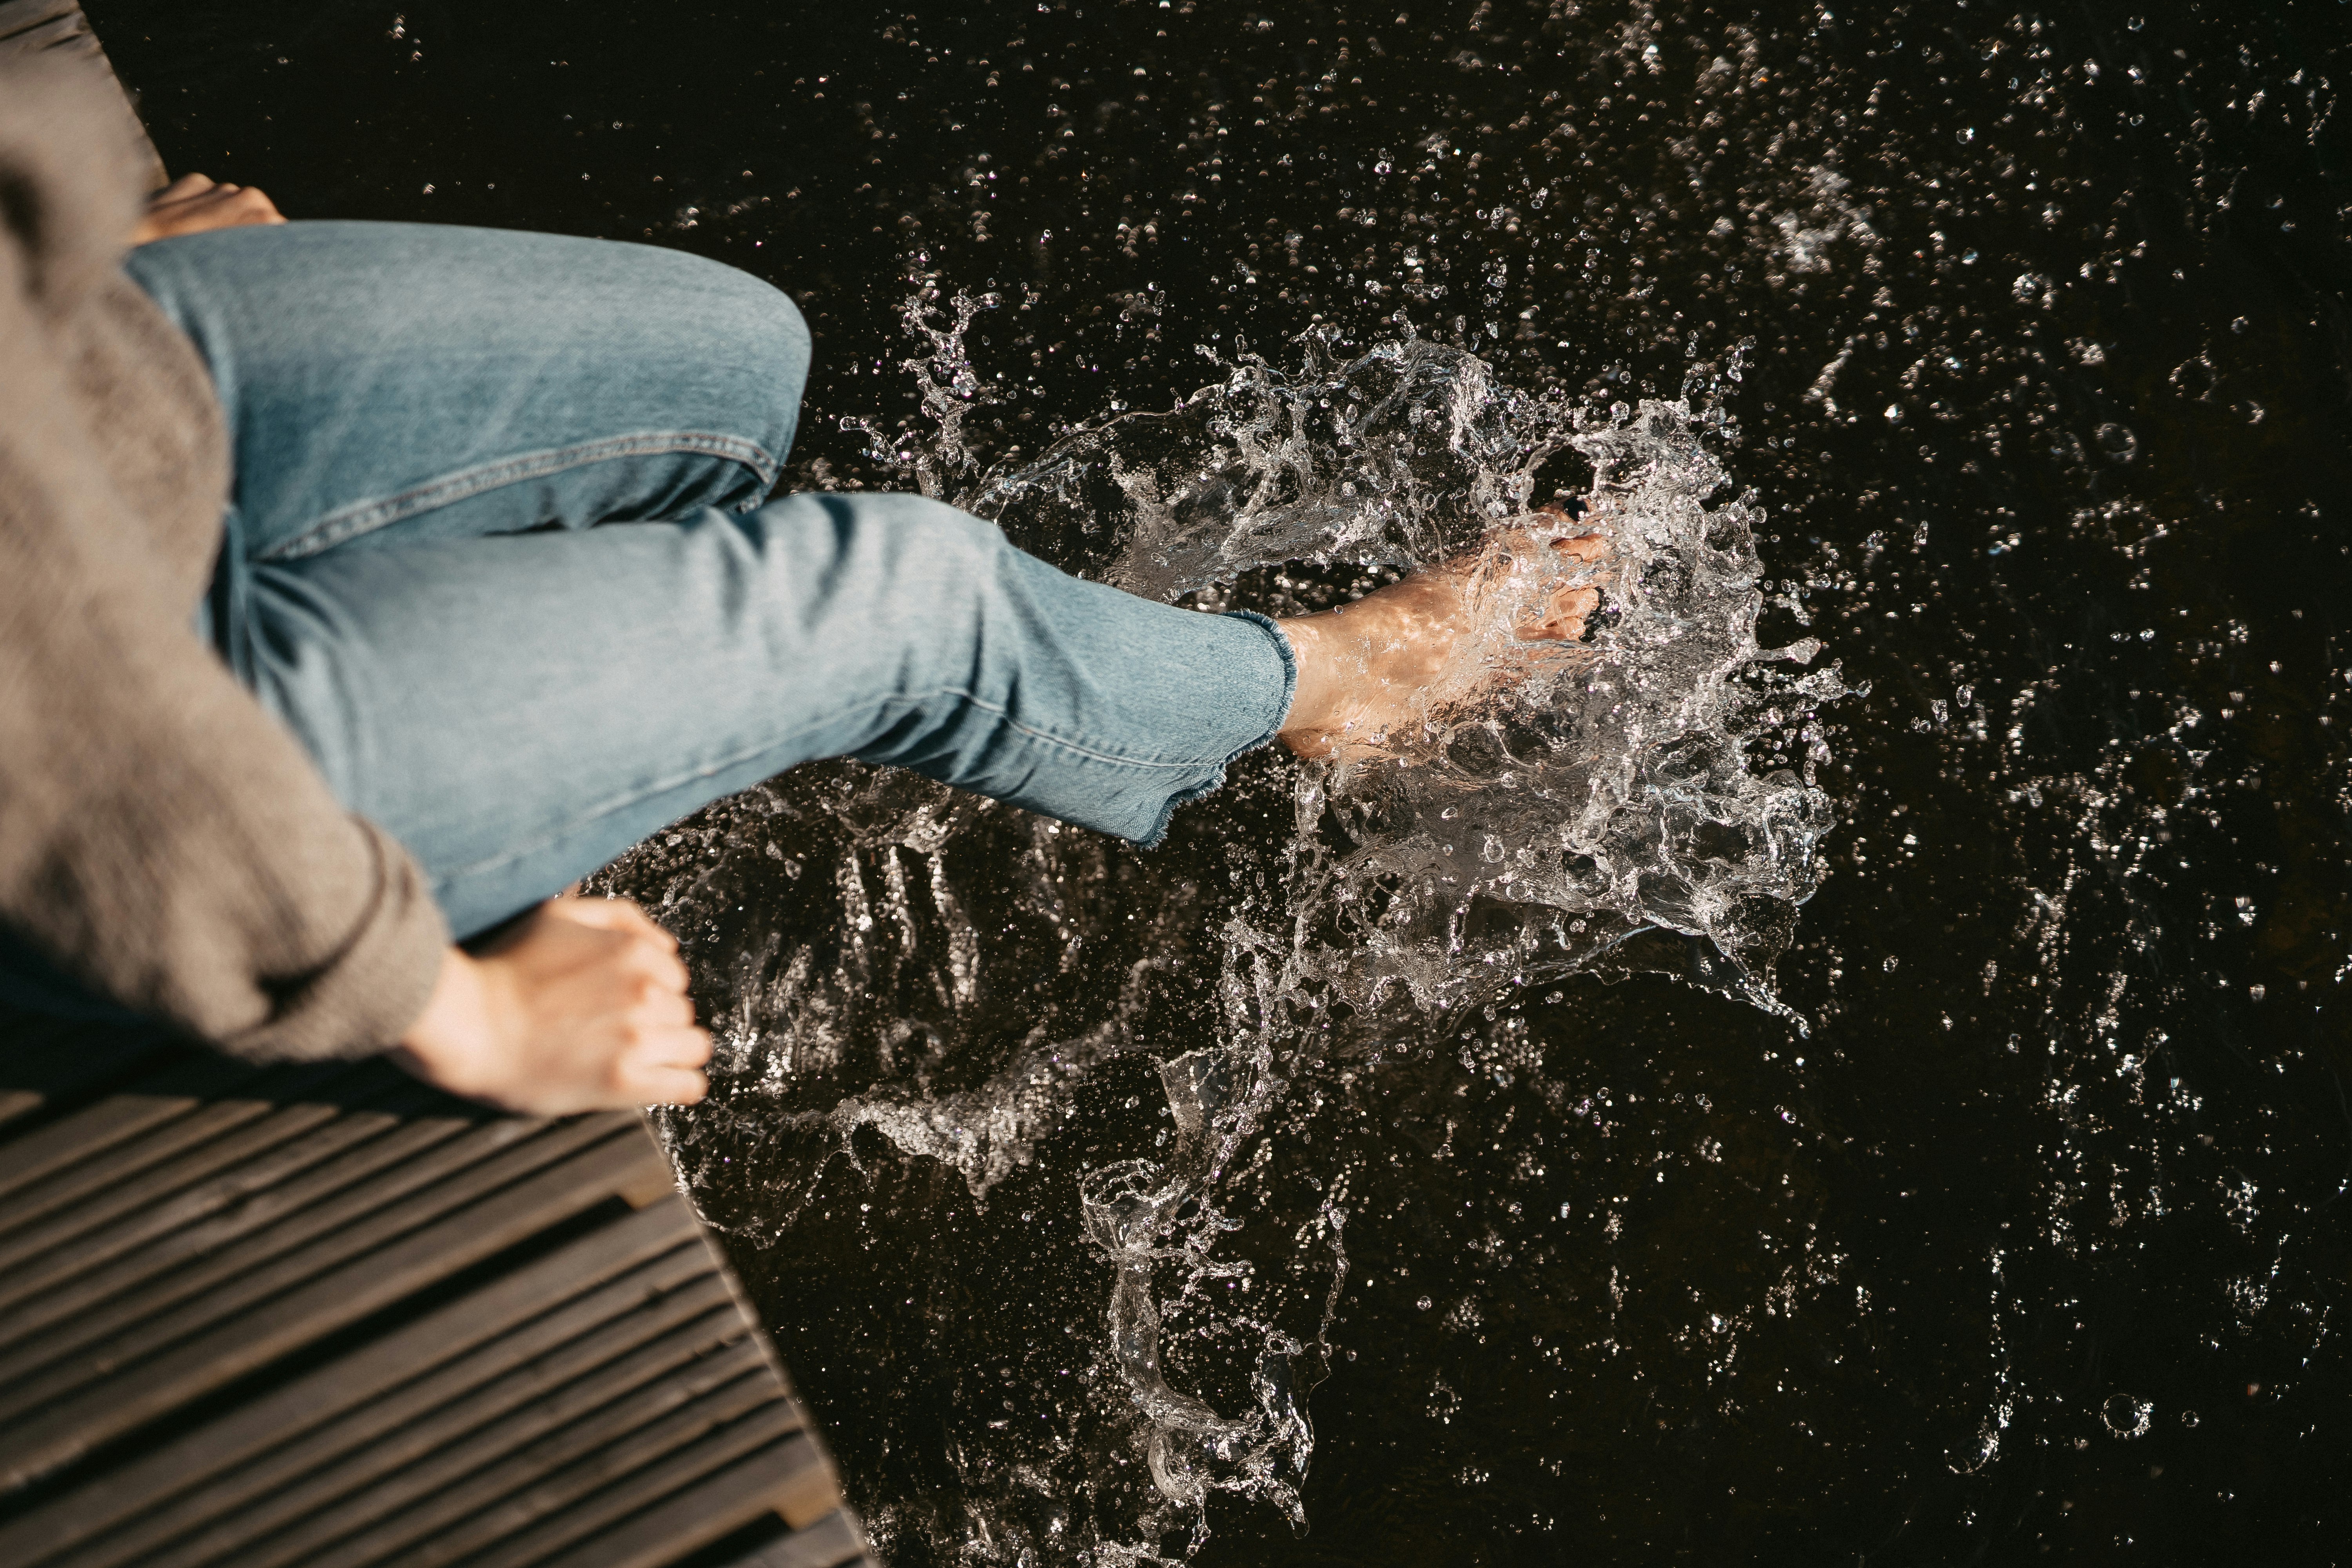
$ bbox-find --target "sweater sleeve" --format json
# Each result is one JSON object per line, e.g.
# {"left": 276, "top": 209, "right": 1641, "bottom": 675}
{"left": 0, "top": 58, "right": 449, "bottom": 1061}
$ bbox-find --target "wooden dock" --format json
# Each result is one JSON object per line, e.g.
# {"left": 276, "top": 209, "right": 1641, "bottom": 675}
{"left": 0, "top": 1015, "right": 873, "bottom": 1568}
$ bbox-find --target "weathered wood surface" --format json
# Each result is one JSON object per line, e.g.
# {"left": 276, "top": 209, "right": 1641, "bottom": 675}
{"left": 0, "top": 1018, "right": 875, "bottom": 1568}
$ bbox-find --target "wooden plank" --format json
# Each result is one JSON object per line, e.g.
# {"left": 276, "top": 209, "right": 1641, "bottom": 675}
{"left": 244, "top": 1352, "right": 782, "bottom": 1568}
{"left": 135, "top": 1305, "right": 762, "bottom": 1568}
{"left": 709, "top": 1511, "right": 869, "bottom": 1568}
{"left": 124, "top": 1285, "right": 740, "bottom": 1568}
{"left": 1, "top": 1201, "right": 713, "bottom": 1568}
{"left": 0, "top": 1053, "right": 293, "bottom": 1206}
{"left": 0, "top": 1060, "right": 347, "bottom": 1236}
{"left": 773, "top": 1450, "right": 844, "bottom": 1532}
{"left": 0, "top": 1109, "right": 543, "bottom": 1379}
{"left": 0, "top": 1089, "right": 198, "bottom": 1198}
{"left": 0, "top": 1065, "right": 409, "bottom": 1279}
{"left": 533, "top": 1464, "right": 854, "bottom": 1568}
{"left": 399, "top": 1405, "right": 815, "bottom": 1568}
{"left": 0, "top": 1121, "right": 665, "bottom": 1489}
{"left": 0, "top": 1085, "right": 439, "bottom": 1312}
{"left": 0, "top": 1112, "right": 637, "bottom": 1419}
{"left": 0, "top": 1081, "right": 868, "bottom": 1565}
{"left": 0, "top": 1053, "right": 381, "bottom": 1228}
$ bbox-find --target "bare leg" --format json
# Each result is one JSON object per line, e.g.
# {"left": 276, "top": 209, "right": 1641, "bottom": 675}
{"left": 1275, "top": 508, "right": 1608, "bottom": 759}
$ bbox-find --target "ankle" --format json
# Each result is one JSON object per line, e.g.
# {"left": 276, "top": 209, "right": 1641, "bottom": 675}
{"left": 1273, "top": 614, "right": 1342, "bottom": 753}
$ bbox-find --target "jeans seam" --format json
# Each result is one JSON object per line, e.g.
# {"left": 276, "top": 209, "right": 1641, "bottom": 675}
{"left": 255, "top": 431, "right": 782, "bottom": 562}
{"left": 431, "top": 686, "right": 1251, "bottom": 885}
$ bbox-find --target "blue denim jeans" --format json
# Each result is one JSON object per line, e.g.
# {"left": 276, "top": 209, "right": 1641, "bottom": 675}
{"left": 100, "top": 221, "right": 1290, "bottom": 942}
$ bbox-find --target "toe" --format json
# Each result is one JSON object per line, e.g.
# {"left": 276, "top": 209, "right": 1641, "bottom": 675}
{"left": 1520, "top": 584, "right": 1601, "bottom": 641}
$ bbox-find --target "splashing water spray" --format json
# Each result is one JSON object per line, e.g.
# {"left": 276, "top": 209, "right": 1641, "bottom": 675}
{"left": 622, "top": 276, "right": 1851, "bottom": 1559}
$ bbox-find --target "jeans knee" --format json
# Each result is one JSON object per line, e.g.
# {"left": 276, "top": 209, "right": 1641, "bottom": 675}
{"left": 728, "top": 282, "right": 812, "bottom": 465}
{"left": 744, "top": 286, "right": 812, "bottom": 388}
{"left": 668, "top": 255, "right": 811, "bottom": 468}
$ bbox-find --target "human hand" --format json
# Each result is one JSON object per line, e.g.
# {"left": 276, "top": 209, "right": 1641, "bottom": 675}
{"left": 130, "top": 172, "right": 287, "bottom": 246}
{"left": 392, "top": 897, "right": 713, "bottom": 1115}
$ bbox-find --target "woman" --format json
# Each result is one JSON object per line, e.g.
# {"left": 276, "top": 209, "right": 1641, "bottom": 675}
{"left": 0, "top": 57, "right": 1601, "bottom": 1114}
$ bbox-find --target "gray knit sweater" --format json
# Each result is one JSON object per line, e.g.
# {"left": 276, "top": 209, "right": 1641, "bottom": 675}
{"left": 0, "top": 58, "right": 448, "bottom": 1058}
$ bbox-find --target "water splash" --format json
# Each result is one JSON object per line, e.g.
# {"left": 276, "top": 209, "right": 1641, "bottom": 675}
{"left": 964, "top": 329, "right": 1846, "bottom": 1539}
{"left": 604, "top": 294, "right": 1847, "bottom": 1559}
{"left": 973, "top": 330, "right": 1846, "bottom": 1018}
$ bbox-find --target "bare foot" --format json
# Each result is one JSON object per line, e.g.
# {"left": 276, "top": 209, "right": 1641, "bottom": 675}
{"left": 1275, "top": 508, "right": 1608, "bottom": 759}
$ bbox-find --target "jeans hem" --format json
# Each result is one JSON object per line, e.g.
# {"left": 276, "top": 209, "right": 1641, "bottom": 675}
{"left": 1132, "top": 610, "right": 1298, "bottom": 850}
{"left": 257, "top": 430, "right": 783, "bottom": 562}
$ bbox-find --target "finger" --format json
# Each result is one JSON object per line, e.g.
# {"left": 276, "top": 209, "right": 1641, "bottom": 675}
{"left": 1517, "top": 586, "right": 1601, "bottom": 643}
{"left": 1550, "top": 585, "right": 1601, "bottom": 628}
{"left": 1553, "top": 588, "right": 1601, "bottom": 639}
{"left": 130, "top": 183, "right": 288, "bottom": 244}
{"left": 618, "top": 1028, "right": 713, "bottom": 1098}
{"left": 1548, "top": 532, "right": 1608, "bottom": 563}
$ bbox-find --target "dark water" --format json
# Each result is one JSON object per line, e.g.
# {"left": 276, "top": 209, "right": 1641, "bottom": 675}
{"left": 101, "top": 0, "right": 2351, "bottom": 1562}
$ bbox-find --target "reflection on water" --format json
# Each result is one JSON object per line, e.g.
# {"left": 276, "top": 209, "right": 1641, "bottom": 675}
{"left": 112, "top": 0, "right": 2352, "bottom": 1561}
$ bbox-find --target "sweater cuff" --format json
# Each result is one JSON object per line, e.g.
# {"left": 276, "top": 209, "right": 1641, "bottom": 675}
{"left": 215, "top": 818, "right": 450, "bottom": 1062}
